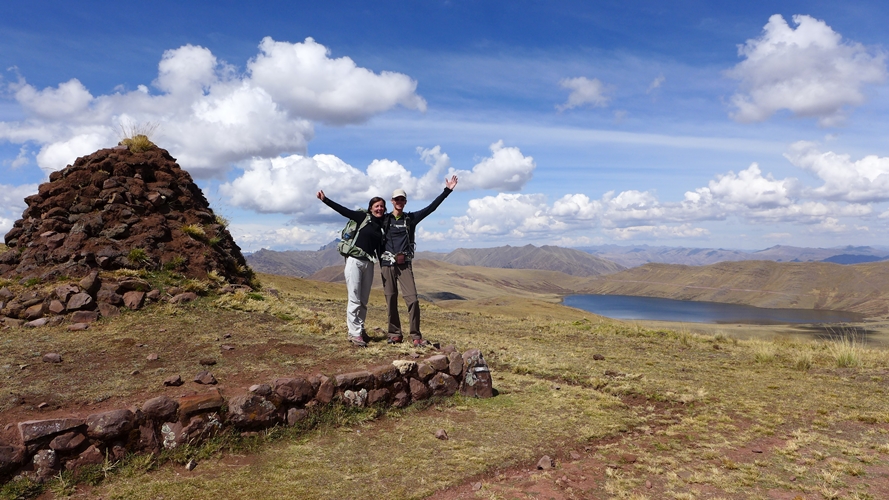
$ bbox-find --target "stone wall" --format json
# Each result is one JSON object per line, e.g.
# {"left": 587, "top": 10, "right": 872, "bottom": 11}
{"left": 0, "top": 347, "right": 493, "bottom": 483}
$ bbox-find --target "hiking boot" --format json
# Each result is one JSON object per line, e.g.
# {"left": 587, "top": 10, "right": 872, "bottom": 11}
{"left": 349, "top": 336, "right": 368, "bottom": 348}
{"left": 387, "top": 335, "right": 403, "bottom": 344}
{"left": 360, "top": 331, "right": 371, "bottom": 343}
{"left": 412, "top": 338, "right": 430, "bottom": 347}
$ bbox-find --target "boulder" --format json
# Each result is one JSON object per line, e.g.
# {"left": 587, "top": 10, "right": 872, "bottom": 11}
{"left": 18, "top": 418, "right": 85, "bottom": 444}
{"left": 66, "top": 292, "right": 94, "bottom": 311}
{"left": 273, "top": 377, "right": 315, "bottom": 404}
{"left": 86, "top": 409, "right": 136, "bottom": 440}
{"left": 141, "top": 396, "right": 178, "bottom": 422}
{"left": 227, "top": 394, "right": 282, "bottom": 430}
{"left": 123, "top": 290, "right": 145, "bottom": 310}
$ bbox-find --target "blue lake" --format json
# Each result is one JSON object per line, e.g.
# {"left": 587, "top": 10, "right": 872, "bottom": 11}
{"left": 562, "top": 294, "right": 864, "bottom": 325}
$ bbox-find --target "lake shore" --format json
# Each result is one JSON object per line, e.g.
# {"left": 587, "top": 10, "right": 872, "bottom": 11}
{"left": 624, "top": 316, "right": 889, "bottom": 348}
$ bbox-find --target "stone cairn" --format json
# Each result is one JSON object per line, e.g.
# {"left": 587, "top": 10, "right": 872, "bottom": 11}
{"left": 0, "top": 348, "right": 494, "bottom": 482}
{"left": 0, "top": 145, "right": 251, "bottom": 285}
{"left": 0, "top": 145, "right": 254, "bottom": 327}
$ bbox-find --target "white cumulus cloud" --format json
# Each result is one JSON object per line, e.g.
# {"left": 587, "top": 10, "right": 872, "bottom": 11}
{"left": 220, "top": 144, "right": 480, "bottom": 215}
{"left": 449, "top": 193, "right": 565, "bottom": 238}
{"left": 229, "top": 223, "right": 325, "bottom": 252}
{"left": 727, "top": 14, "right": 886, "bottom": 126}
{"left": 785, "top": 141, "right": 889, "bottom": 203}
{"left": 448, "top": 140, "right": 535, "bottom": 192}
{"left": 248, "top": 37, "right": 427, "bottom": 124}
{"left": 0, "top": 182, "right": 39, "bottom": 235}
{"left": 0, "top": 37, "right": 426, "bottom": 177}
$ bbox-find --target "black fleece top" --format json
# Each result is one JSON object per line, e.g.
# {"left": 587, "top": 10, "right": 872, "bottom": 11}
{"left": 322, "top": 197, "right": 385, "bottom": 260}
{"left": 381, "top": 187, "right": 452, "bottom": 266}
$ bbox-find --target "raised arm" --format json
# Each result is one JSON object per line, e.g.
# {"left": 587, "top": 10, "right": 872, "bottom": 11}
{"left": 410, "top": 176, "right": 458, "bottom": 223}
{"left": 318, "top": 191, "right": 365, "bottom": 223}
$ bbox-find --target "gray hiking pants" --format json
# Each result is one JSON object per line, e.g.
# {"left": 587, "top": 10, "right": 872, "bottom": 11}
{"left": 380, "top": 262, "right": 421, "bottom": 339}
{"left": 343, "top": 256, "right": 374, "bottom": 338}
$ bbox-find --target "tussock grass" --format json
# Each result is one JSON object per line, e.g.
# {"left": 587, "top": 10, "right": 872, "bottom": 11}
{"left": 118, "top": 121, "right": 158, "bottom": 152}
{"left": 827, "top": 330, "right": 865, "bottom": 368}
{"left": 180, "top": 223, "right": 206, "bottom": 240}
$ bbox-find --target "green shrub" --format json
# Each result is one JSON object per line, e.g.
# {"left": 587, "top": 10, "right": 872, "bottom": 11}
{"left": 128, "top": 248, "right": 151, "bottom": 268}
{"left": 215, "top": 215, "right": 230, "bottom": 228}
{"left": 163, "top": 255, "right": 187, "bottom": 271}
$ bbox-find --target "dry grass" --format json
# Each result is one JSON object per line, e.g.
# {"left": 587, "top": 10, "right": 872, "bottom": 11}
{"left": 179, "top": 224, "right": 206, "bottom": 240}
{"left": 118, "top": 121, "right": 158, "bottom": 153}
{"left": 5, "top": 272, "right": 889, "bottom": 499}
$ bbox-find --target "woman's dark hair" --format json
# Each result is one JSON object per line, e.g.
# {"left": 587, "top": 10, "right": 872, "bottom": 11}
{"left": 368, "top": 197, "right": 386, "bottom": 212}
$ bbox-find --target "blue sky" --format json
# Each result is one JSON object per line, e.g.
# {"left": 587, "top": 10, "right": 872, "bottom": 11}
{"left": 3, "top": 1, "right": 889, "bottom": 252}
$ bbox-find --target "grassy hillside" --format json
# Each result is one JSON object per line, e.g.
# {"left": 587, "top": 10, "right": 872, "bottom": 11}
{"left": 580, "top": 260, "right": 889, "bottom": 316}
{"left": 309, "top": 258, "right": 889, "bottom": 317}
{"left": 5, "top": 271, "right": 889, "bottom": 498}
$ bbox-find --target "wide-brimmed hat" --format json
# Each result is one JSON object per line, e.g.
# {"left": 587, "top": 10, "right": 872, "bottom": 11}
{"left": 392, "top": 188, "right": 407, "bottom": 200}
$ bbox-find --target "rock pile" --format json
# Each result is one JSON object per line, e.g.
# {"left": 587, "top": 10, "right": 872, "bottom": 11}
{"left": 0, "top": 269, "right": 230, "bottom": 328}
{"left": 0, "top": 145, "right": 251, "bottom": 285}
{"left": 0, "top": 347, "right": 494, "bottom": 482}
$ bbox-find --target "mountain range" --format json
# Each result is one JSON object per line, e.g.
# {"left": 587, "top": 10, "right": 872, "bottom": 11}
{"left": 577, "top": 244, "right": 889, "bottom": 268}
{"left": 246, "top": 243, "right": 889, "bottom": 278}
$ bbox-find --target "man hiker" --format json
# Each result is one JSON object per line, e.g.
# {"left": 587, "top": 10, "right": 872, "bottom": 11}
{"left": 382, "top": 175, "right": 458, "bottom": 346}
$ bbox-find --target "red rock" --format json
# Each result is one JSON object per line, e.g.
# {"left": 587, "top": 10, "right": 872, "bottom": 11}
{"left": 42, "top": 353, "right": 62, "bottom": 363}
{"left": 48, "top": 300, "right": 66, "bottom": 314}
{"left": 193, "top": 371, "right": 217, "bottom": 385}
{"left": 273, "top": 377, "right": 315, "bottom": 404}
{"left": 66, "top": 292, "right": 94, "bottom": 311}
{"left": 178, "top": 390, "right": 224, "bottom": 417}
{"left": 18, "top": 418, "right": 84, "bottom": 443}
{"left": 24, "top": 303, "right": 45, "bottom": 320}
{"left": 71, "top": 310, "right": 99, "bottom": 323}
{"left": 123, "top": 290, "right": 145, "bottom": 310}
{"left": 409, "top": 378, "right": 430, "bottom": 401}
{"left": 170, "top": 292, "right": 198, "bottom": 304}
{"left": 97, "top": 302, "right": 120, "bottom": 318}
{"left": 86, "top": 409, "right": 135, "bottom": 440}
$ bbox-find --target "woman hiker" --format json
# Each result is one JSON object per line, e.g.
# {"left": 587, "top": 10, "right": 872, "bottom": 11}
{"left": 317, "top": 190, "right": 386, "bottom": 347}
{"left": 381, "top": 175, "right": 458, "bottom": 346}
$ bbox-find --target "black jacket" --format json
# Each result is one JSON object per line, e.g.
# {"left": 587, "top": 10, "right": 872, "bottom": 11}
{"left": 322, "top": 197, "right": 385, "bottom": 260}
{"left": 381, "top": 187, "right": 452, "bottom": 265}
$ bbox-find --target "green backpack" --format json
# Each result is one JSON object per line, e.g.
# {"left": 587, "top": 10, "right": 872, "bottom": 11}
{"left": 337, "top": 211, "right": 372, "bottom": 260}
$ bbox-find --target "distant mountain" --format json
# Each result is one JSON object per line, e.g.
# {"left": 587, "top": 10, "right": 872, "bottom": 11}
{"left": 250, "top": 243, "right": 624, "bottom": 278}
{"left": 577, "top": 244, "right": 889, "bottom": 267}
{"left": 421, "top": 244, "right": 625, "bottom": 277}
{"left": 246, "top": 244, "right": 343, "bottom": 278}
{"left": 821, "top": 254, "right": 887, "bottom": 265}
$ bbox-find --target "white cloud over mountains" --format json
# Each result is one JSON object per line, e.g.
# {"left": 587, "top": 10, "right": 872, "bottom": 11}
{"left": 727, "top": 14, "right": 886, "bottom": 126}
{"left": 433, "top": 144, "right": 881, "bottom": 242}
{"left": 785, "top": 141, "right": 889, "bottom": 203}
{"left": 219, "top": 140, "right": 537, "bottom": 214}
{"left": 0, "top": 37, "right": 425, "bottom": 177}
